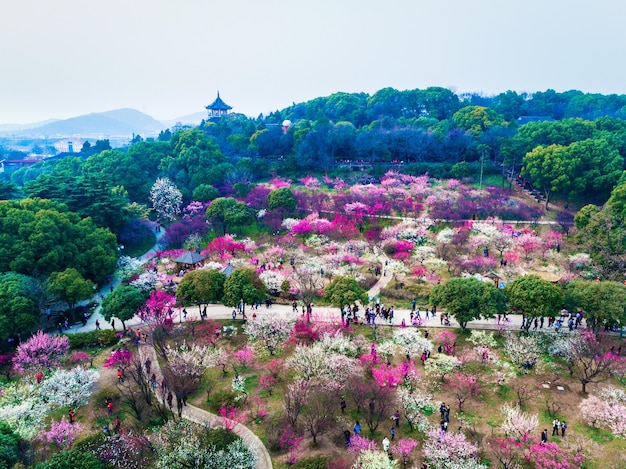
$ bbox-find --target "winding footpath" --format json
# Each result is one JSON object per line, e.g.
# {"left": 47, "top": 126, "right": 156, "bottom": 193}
{"left": 137, "top": 342, "right": 273, "bottom": 469}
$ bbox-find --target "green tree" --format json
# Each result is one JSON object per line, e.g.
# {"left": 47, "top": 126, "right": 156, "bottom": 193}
{"left": 505, "top": 275, "right": 563, "bottom": 330}
{"left": 322, "top": 276, "right": 368, "bottom": 310}
{"left": 430, "top": 277, "right": 506, "bottom": 331}
{"left": 192, "top": 184, "right": 219, "bottom": 202}
{"left": 35, "top": 448, "right": 104, "bottom": 469}
{"left": 222, "top": 267, "right": 266, "bottom": 314}
{"left": 0, "top": 181, "right": 18, "bottom": 200}
{"left": 48, "top": 268, "right": 95, "bottom": 321}
{"left": 0, "top": 199, "right": 118, "bottom": 282}
{"left": 92, "top": 139, "right": 111, "bottom": 153}
{"left": 177, "top": 269, "right": 226, "bottom": 317}
{"left": 101, "top": 286, "right": 147, "bottom": 330}
{"left": 565, "top": 280, "right": 626, "bottom": 328}
{"left": 160, "top": 129, "right": 232, "bottom": 192}
{"left": 522, "top": 143, "right": 583, "bottom": 209}
{"left": 450, "top": 161, "right": 472, "bottom": 179}
{"left": 206, "top": 197, "right": 237, "bottom": 235}
{"left": 267, "top": 188, "right": 297, "bottom": 213}
{"left": 452, "top": 106, "right": 506, "bottom": 136}
{"left": 574, "top": 199, "right": 626, "bottom": 279}
{"left": 0, "top": 272, "right": 40, "bottom": 340}
{"left": 224, "top": 201, "right": 255, "bottom": 234}
{"left": 0, "top": 421, "right": 21, "bottom": 469}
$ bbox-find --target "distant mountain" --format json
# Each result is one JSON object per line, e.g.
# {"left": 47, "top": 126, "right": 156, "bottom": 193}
{"left": 0, "top": 109, "right": 165, "bottom": 137}
{"left": 160, "top": 111, "right": 206, "bottom": 128}
{"left": 0, "top": 119, "right": 59, "bottom": 132}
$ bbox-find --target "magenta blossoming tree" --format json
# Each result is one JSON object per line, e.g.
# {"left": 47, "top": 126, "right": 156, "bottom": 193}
{"left": 348, "top": 434, "right": 377, "bottom": 454}
{"left": 13, "top": 331, "right": 69, "bottom": 374}
{"left": 39, "top": 416, "right": 81, "bottom": 449}
{"left": 393, "top": 438, "right": 419, "bottom": 465}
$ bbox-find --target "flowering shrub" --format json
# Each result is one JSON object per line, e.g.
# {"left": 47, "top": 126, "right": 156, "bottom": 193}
{"left": 259, "top": 270, "right": 286, "bottom": 291}
{"left": 579, "top": 386, "right": 626, "bottom": 437}
{"left": 393, "top": 438, "right": 419, "bottom": 465}
{"left": 39, "top": 367, "right": 99, "bottom": 408}
{"left": 500, "top": 403, "right": 539, "bottom": 438}
{"left": 39, "top": 416, "right": 80, "bottom": 449}
{"left": 13, "top": 331, "right": 69, "bottom": 374}
{"left": 423, "top": 429, "right": 486, "bottom": 468}
{"left": 348, "top": 434, "right": 377, "bottom": 454}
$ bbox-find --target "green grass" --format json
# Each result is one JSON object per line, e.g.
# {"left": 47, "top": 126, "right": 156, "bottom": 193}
{"left": 574, "top": 422, "right": 615, "bottom": 444}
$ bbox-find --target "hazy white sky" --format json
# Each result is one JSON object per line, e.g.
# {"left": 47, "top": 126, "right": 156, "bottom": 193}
{"left": 2, "top": 0, "right": 626, "bottom": 124}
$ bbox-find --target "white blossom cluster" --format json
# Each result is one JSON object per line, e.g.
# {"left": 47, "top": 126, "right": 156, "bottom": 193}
{"left": 500, "top": 403, "right": 539, "bottom": 438}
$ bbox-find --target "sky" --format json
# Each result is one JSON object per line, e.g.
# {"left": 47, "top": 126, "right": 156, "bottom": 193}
{"left": 2, "top": 0, "right": 626, "bottom": 124}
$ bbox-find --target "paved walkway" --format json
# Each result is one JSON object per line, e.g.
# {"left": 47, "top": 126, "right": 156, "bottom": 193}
{"left": 137, "top": 342, "right": 273, "bottom": 469}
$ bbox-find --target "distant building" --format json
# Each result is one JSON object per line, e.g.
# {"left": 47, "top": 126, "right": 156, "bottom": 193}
{"left": 205, "top": 92, "right": 232, "bottom": 119}
{"left": 516, "top": 116, "right": 555, "bottom": 125}
{"left": 171, "top": 122, "right": 194, "bottom": 133}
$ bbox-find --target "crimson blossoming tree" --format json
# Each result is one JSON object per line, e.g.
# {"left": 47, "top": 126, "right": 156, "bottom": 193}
{"left": 12, "top": 331, "right": 69, "bottom": 374}
{"left": 446, "top": 372, "right": 481, "bottom": 412}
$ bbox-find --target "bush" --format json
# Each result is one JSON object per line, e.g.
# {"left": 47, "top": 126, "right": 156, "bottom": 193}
{"left": 208, "top": 389, "right": 242, "bottom": 412}
{"left": 68, "top": 330, "right": 119, "bottom": 349}
{"left": 35, "top": 449, "right": 104, "bottom": 469}
{"left": 206, "top": 428, "right": 239, "bottom": 451}
{"left": 291, "top": 456, "right": 329, "bottom": 469}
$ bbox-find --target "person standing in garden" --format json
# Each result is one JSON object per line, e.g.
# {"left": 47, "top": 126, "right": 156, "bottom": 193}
{"left": 353, "top": 420, "right": 361, "bottom": 435}
{"left": 552, "top": 418, "right": 560, "bottom": 436}
{"left": 393, "top": 410, "right": 400, "bottom": 427}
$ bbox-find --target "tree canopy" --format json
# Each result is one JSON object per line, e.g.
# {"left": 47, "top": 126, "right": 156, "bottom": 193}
{"left": 505, "top": 275, "right": 563, "bottom": 328}
{"left": 100, "top": 285, "right": 148, "bottom": 329}
{"left": 222, "top": 267, "right": 266, "bottom": 312}
{"left": 0, "top": 272, "right": 40, "bottom": 340}
{"left": 322, "top": 276, "right": 368, "bottom": 310}
{"left": 430, "top": 277, "right": 506, "bottom": 330}
{"left": 0, "top": 199, "right": 118, "bottom": 282}
{"left": 177, "top": 269, "right": 226, "bottom": 315}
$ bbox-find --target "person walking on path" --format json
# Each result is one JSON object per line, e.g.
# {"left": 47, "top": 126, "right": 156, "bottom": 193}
{"left": 393, "top": 410, "right": 400, "bottom": 428}
{"left": 382, "top": 436, "right": 390, "bottom": 453}
{"left": 95, "top": 320, "right": 101, "bottom": 330}
{"left": 68, "top": 409, "right": 76, "bottom": 424}
{"left": 107, "top": 401, "right": 113, "bottom": 416}
{"left": 340, "top": 398, "right": 346, "bottom": 414}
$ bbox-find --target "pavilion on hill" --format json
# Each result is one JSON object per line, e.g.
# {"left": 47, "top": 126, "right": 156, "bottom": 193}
{"left": 205, "top": 92, "right": 232, "bottom": 119}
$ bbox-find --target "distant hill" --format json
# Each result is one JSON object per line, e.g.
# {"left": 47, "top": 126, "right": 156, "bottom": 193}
{"left": 0, "top": 109, "right": 166, "bottom": 137}
{"left": 0, "top": 119, "right": 59, "bottom": 132}
{"left": 160, "top": 111, "right": 206, "bottom": 128}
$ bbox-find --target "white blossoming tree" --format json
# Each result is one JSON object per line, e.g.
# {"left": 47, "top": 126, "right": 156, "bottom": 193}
{"left": 150, "top": 177, "right": 183, "bottom": 221}
{"left": 244, "top": 313, "right": 297, "bottom": 355}
{"left": 499, "top": 403, "right": 539, "bottom": 438}
{"left": 393, "top": 328, "right": 432, "bottom": 359}
{"left": 39, "top": 367, "right": 100, "bottom": 408}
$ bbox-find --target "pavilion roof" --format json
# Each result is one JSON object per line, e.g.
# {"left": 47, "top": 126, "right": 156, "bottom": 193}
{"left": 205, "top": 92, "right": 232, "bottom": 111}
{"left": 173, "top": 251, "right": 206, "bottom": 265}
